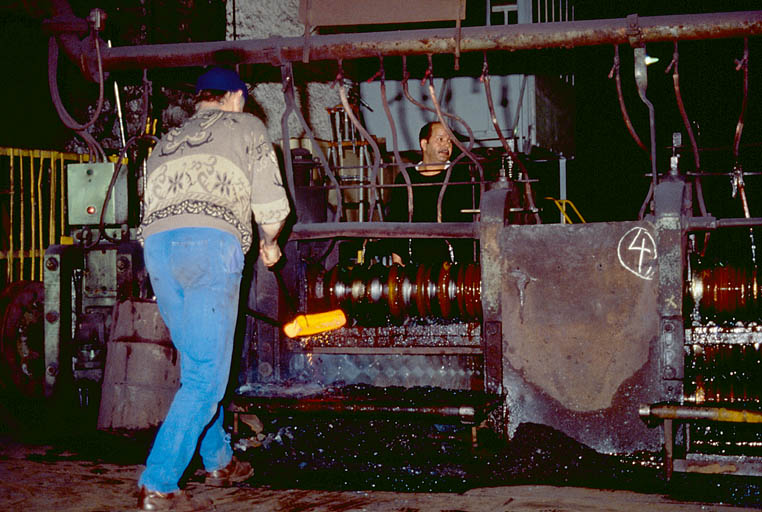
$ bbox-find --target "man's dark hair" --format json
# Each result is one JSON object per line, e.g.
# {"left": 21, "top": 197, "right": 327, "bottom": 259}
{"left": 418, "top": 121, "right": 440, "bottom": 146}
{"left": 194, "top": 89, "right": 231, "bottom": 105}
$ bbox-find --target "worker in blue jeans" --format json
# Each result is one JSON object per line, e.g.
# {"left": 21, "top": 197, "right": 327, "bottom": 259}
{"left": 137, "top": 67, "right": 290, "bottom": 511}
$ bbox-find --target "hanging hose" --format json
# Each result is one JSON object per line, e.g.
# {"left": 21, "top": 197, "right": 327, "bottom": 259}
{"left": 733, "top": 38, "right": 749, "bottom": 164}
{"left": 664, "top": 42, "right": 711, "bottom": 256}
{"left": 666, "top": 42, "right": 708, "bottom": 219}
{"left": 48, "top": 34, "right": 107, "bottom": 161}
{"left": 86, "top": 132, "right": 161, "bottom": 248}
{"left": 401, "top": 56, "right": 483, "bottom": 223}
{"left": 426, "top": 79, "right": 484, "bottom": 223}
{"left": 336, "top": 61, "right": 382, "bottom": 222}
{"left": 731, "top": 38, "right": 754, "bottom": 264}
{"left": 401, "top": 57, "right": 460, "bottom": 222}
{"left": 481, "top": 54, "right": 540, "bottom": 224}
{"left": 376, "top": 57, "right": 414, "bottom": 222}
{"left": 400, "top": 57, "right": 484, "bottom": 211}
{"left": 609, "top": 45, "right": 648, "bottom": 154}
{"left": 88, "top": 70, "right": 156, "bottom": 247}
{"left": 281, "top": 63, "right": 342, "bottom": 222}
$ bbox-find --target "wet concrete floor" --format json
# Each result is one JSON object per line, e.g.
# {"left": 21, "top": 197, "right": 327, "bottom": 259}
{"left": 1, "top": 398, "right": 761, "bottom": 511}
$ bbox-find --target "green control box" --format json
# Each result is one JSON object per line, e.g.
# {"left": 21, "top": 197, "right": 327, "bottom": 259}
{"left": 67, "top": 163, "right": 128, "bottom": 226}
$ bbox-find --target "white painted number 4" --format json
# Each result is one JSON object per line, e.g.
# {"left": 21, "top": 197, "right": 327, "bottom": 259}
{"left": 617, "top": 227, "right": 657, "bottom": 280}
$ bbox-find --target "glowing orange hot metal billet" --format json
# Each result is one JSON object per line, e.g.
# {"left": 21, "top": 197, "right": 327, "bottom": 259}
{"left": 283, "top": 309, "right": 347, "bottom": 338}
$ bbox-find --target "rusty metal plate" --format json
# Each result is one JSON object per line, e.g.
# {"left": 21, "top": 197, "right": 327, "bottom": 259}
{"left": 109, "top": 299, "right": 171, "bottom": 346}
{"left": 481, "top": 220, "right": 662, "bottom": 452}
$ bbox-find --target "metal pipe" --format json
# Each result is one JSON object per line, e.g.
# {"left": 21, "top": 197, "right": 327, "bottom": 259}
{"left": 640, "top": 403, "right": 762, "bottom": 424}
{"left": 296, "top": 214, "right": 762, "bottom": 237}
{"left": 235, "top": 398, "right": 482, "bottom": 423}
{"left": 290, "top": 221, "right": 477, "bottom": 240}
{"left": 48, "top": 0, "right": 91, "bottom": 77}
{"left": 62, "top": 11, "right": 762, "bottom": 74}
{"left": 687, "top": 215, "right": 762, "bottom": 230}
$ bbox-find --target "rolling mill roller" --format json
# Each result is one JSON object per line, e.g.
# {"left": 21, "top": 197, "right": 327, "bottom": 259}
{"left": 685, "top": 261, "right": 762, "bottom": 405}
{"left": 689, "top": 262, "right": 762, "bottom": 322}
{"left": 308, "top": 263, "right": 481, "bottom": 325}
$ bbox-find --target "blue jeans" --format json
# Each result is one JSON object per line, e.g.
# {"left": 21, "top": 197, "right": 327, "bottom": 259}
{"left": 138, "top": 228, "right": 244, "bottom": 493}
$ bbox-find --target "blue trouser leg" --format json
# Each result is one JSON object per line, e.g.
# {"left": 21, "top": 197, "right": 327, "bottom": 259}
{"left": 138, "top": 228, "right": 243, "bottom": 493}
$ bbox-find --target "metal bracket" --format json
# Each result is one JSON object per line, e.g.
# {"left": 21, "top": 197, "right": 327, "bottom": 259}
{"left": 626, "top": 13, "right": 644, "bottom": 48}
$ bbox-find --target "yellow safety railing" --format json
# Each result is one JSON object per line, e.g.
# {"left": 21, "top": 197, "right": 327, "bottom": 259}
{"left": 0, "top": 147, "right": 127, "bottom": 284}
{"left": 545, "top": 196, "right": 586, "bottom": 224}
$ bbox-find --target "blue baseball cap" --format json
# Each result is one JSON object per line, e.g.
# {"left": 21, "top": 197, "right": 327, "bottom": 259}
{"left": 195, "top": 67, "right": 248, "bottom": 95}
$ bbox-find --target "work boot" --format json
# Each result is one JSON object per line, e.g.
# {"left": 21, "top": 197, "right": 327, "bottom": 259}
{"left": 137, "top": 486, "right": 214, "bottom": 511}
{"left": 204, "top": 456, "right": 253, "bottom": 486}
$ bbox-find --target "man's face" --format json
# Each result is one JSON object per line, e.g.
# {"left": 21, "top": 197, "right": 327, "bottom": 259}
{"left": 420, "top": 123, "right": 452, "bottom": 165}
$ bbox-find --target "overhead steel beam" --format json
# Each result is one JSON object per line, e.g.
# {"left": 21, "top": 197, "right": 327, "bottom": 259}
{"left": 57, "top": 10, "right": 762, "bottom": 75}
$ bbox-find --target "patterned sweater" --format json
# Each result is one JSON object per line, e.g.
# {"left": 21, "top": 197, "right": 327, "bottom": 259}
{"left": 139, "top": 109, "right": 290, "bottom": 253}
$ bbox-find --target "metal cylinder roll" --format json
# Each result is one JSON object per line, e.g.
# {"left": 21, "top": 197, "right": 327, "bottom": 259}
{"left": 313, "top": 263, "right": 481, "bottom": 324}
{"left": 685, "top": 342, "right": 762, "bottom": 405}
{"left": 690, "top": 263, "right": 761, "bottom": 322}
{"left": 686, "top": 262, "right": 762, "bottom": 405}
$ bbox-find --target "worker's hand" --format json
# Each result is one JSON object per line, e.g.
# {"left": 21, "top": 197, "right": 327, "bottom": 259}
{"left": 391, "top": 252, "right": 405, "bottom": 266}
{"left": 259, "top": 240, "right": 281, "bottom": 267}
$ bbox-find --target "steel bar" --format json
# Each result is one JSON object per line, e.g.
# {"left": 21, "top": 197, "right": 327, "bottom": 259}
{"left": 232, "top": 395, "right": 500, "bottom": 423}
{"left": 238, "top": 400, "right": 480, "bottom": 422}
{"left": 65, "top": 11, "right": 762, "bottom": 73}
{"left": 299, "top": 346, "right": 482, "bottom": 355}
{"left": 687, "top": 216, "right": 762, "bottom": 230}
{"left": 640, "top": 403, "right": 762, "bottom": 423}
{"left": 674, "top": 454, "right": 762, "bottom": 478}
{"left": 290, "top": 221, "right": 477, "bottom": 240}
